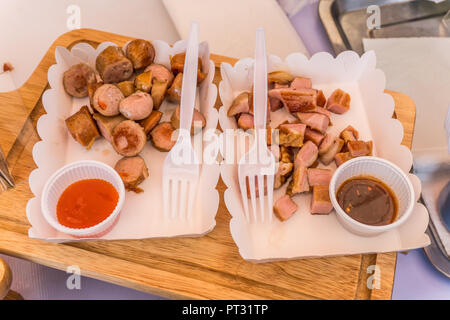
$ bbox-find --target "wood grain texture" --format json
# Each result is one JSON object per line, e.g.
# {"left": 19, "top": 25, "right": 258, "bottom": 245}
{"left": 0, "top": 258, "right": 12, "bottom": 299}
{"left": 0, "top": 29, "right": 416, "bottom": 300}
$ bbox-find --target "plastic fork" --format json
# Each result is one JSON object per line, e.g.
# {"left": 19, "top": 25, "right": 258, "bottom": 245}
{"left": 162, "top": 22, "right": 200, "bottom": 220}
{"left": 237, "top": 28, "right": 276, "bottom": 223}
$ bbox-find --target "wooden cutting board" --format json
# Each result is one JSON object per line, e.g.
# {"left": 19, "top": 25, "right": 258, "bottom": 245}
{"left": 0, "top": 29, "right": 416, "bottom": 300}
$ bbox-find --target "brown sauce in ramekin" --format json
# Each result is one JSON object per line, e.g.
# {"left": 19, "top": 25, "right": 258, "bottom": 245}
{"left": 337, "top": 176, "right": 398, "bottom": 226}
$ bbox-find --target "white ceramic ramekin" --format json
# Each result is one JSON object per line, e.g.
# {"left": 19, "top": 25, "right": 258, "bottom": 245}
{"left": 41, "top": 160, "right": 125, "bottom": 238}
{"left": 329, "top": 156, "right": 415, "bottom": 237}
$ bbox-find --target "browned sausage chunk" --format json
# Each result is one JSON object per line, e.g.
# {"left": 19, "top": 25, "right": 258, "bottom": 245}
{"left": 170, "top": 105, "right": 206, "bottom": 135}
{"left": 65, "top": 106, "right": 100, "bottom": 149}
{"left": 167, "top": 72, "right": 182, "bottom": 103}
{"left": 125, "top": 39, "right": 155, "bottom": 70}
{"left": 115, "top": 80, "right": 135, "bottom": 97}
{"left": 170, "top": 52, "right": 207, "bottom": 83}
{"left": 111, "top": 120, "right": 147, "bottom": 156}
{"left": 93, "top": 113, "right": 126, "bottom": 142}
{"left": 150, "top": 122, "right": 176, "bottom": 152}
{"left": 114, "top": 156, "right": 149, "bottom": 192}
{"left": 227, "top": 92, "right": 250, "bottom": 116}
{"left": 96, "top": 46, "right": 133, "bottom": 83}
{"left": 119, "top": 91, "right": 153, "bottom": 120}
{"left": 139, "top": 110, "right": 163, "bottom": 135}
{"left": 88, "top": 81, "right": 103, "bottom": 108}
{"left": 144, "top": 64, "right": 174, "bottom": 85}
{"left": 63, "top": 63, "right": 96, "bottom": 98}
{"left": 151, "top": 80, "right": 169, "bottom": 110}
{"left": 144, "top": 64, "right": 174, "bottom": 109}
{"left": 92, "top": 84, "right": 124, "bottom": 116}
{"left": 134, "top": 71, "right": 152, "bottom": 92}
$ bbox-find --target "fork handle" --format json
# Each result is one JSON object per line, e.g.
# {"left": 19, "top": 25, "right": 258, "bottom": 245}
{"left": 253, "top": 28, "right": 268, "bottom": 145}
{"left": 179, "top": 22, "right": 199, "bottom": 134}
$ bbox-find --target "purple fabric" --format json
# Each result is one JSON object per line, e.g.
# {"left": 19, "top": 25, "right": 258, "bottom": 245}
{"left": 0, "top": 254, "right": 161, "bottom": 299}
{"left": 288, "top": 1, "right": 334, "bottom": 55}
{"left": 393, "top": 249, "right": 450, "bottom": 300}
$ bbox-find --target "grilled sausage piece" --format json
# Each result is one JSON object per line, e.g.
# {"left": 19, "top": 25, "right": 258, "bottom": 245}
{"left": 63, "top": 63, "right": 96, "bottom": 98}
{"left": 170, "top": 52, "right": 207, "bottom": 83}
{"left": 92, "top": 84, "right": 124, "bottom": 116}
{"left": 150, "top": 122, "right": 176, "bottom": 152}
{"left": 65, "top": 106, "right": 100, "bottom": 149}
{"left": 93, "top": 113, "right": 126, "bottom": 142}
{"left": 151, "top": 80, "right": 169, "bottom": 110}
{"left": 125, "top": 39, "right": 155, "bottom": 70}
{"left": 111, "top": 120, "right": 147, "bottom": 156}
{"left": 115, "top": 80, "right": 135, "bottom": 97}
{"left": 167, "top": 72, "right": 182, "bottom": 103}
{"left": 144, "top": 64, "right": 174, "bottom": 109}
{"left": 114, "top": 156, "right": 149, "bottom": 192}
{"left": 139, "top": 110, "right": 163, "bottom": 135}
{"left": 170, "top": 105, "right": 206, "bottom": 135}
{"left": 96, "top": 46, "right": 133, "bottom": 83}
{"left": 134, "top": 71, "right": 152, "bottom": 93}
{"left": 144, "top": 64, "right": 174, "bottom": 85}
{"left": 88, "top": 81, "right": 103, "bottom": 108}
{"left": 119, "top": 91, "right": 153, "bottom": 120}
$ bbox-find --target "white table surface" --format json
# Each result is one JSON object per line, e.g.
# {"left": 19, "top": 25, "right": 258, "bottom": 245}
{"left": 0, "top": 0, "right": 448, "bottom": 300}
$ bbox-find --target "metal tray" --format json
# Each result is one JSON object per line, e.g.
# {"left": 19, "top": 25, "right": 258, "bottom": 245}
{"left": 319, "top": 0, "right": 450, "bottom": 54}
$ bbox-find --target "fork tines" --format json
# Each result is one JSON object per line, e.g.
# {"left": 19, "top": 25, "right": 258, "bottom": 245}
{"left": 163, "top": 175, "right": 198, "bottom": 220}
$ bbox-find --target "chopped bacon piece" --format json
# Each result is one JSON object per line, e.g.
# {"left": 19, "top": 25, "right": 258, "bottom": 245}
{"left": 269, "top": 88, "right": 317, "bottom": 113}
{"left": 311, "top": 186, "right": 333, "bottom": 214}
{"left": 290, "top": 77, "right": 312, "bottom": 90}
{"left": 287, "top": 166, "right": 309, "bottom": 196}
{"left": 269, "top": 96, "right": 283, "bottom": 111}
{"left": 297, "top": 112, "right": 329, "bottom": 133}
{"left": 326, "top": 88, "right": 350, "bottom": 114}
{"left": 318, "top": 133, "right": 336, "bottom": 155}
{"left": 334, "top": 152, "right": 353, "bottom": 167}
{"left": 274, "top": 195, "right": 298, "bottom": 221}
{"left": 307, "top": 168, "right": 333, "bottom": 186}
{"left": 314, "top": 106, "right": 331, "bottom": 118}
{"left": 274, "top": 162, "right": 294, "bottom": 189}
{"left": 294, "top": 141, "right": 318, "bottom": 168}
{"left": 340, "top": 125, "right": 359, "bottom": 140}
{"left": 274, "top": 83, "right": 289, "bottom": 89}
{"left": 320, "top": 138, "right": 344, "bottom": 165}
{"left": 340, "top": 130, "right": 356, "bottom": 143}
{"left": 278, "top": 123, "right": 306, "bottom": 147}
{"left": 237, "top": 113, "right": 254, "bottom": 130}
{"left": 347, "top": 140, "right": 373, "bottom": 157}
{"left": 280, "top": 146, "right": 293, "bottom": 163}
{"left": 304, "top": 128, "right": 325, "bottom": 146}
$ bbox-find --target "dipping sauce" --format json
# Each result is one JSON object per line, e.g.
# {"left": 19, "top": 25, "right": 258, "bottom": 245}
{"left": 336, "top": 176, "right": 398, "bottom": 226}
{"left": 56, "top": 179, "right": 119, "bottom": 229}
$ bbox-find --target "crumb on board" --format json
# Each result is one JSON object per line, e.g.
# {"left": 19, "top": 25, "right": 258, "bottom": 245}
{"left": 2, "top": 62, "right": 13, "bottom": 73}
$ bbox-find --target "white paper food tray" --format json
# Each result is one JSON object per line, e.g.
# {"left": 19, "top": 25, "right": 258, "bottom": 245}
{"left": 218, "top": 51, "right": 430, "bottom": 262}
{"left": 27, "top": 40, "right": 220, "bottom": 242}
